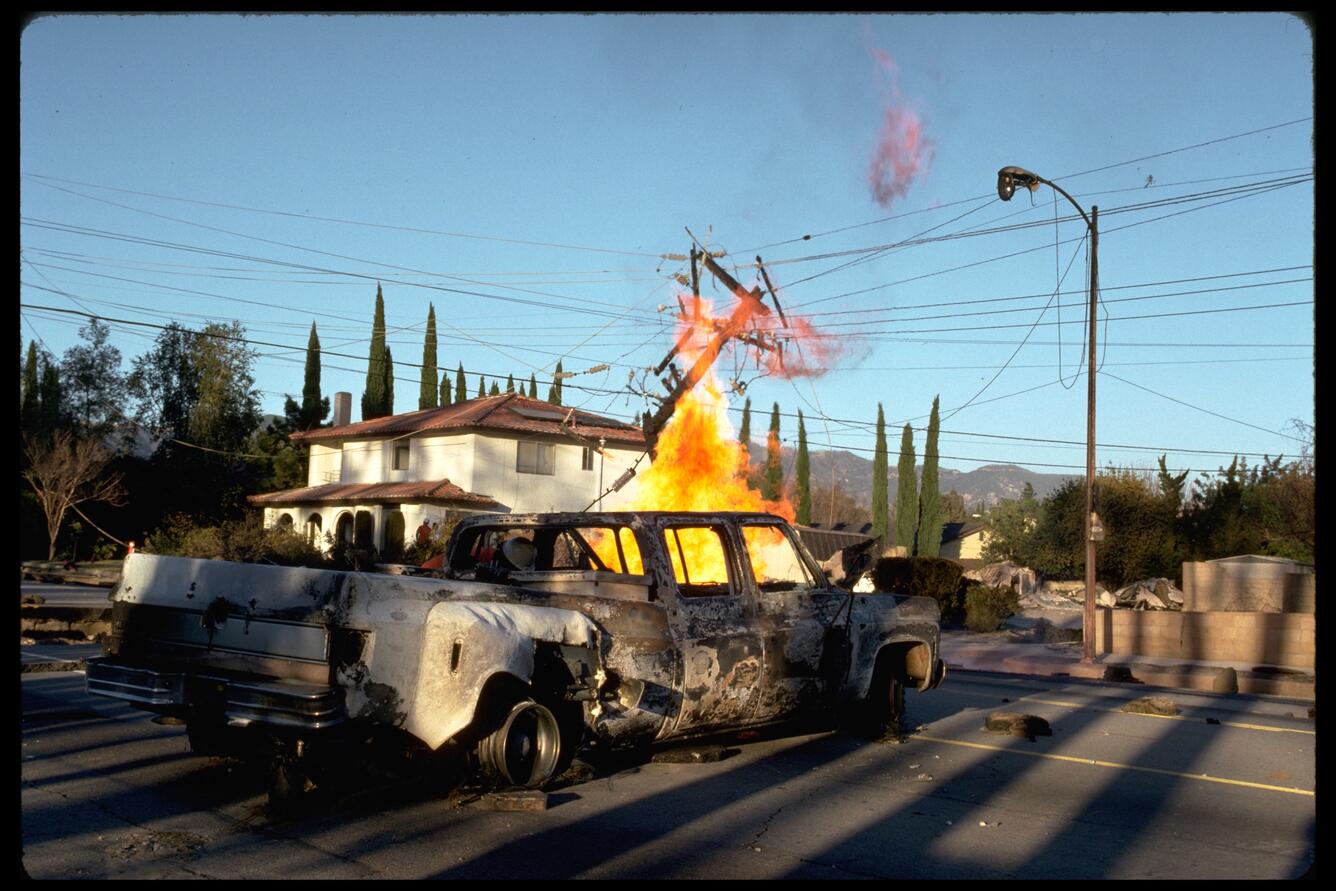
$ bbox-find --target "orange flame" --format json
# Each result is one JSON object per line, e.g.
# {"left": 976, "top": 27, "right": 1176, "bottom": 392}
{"left": 626, "top": 299, "right": 799, "bottom": 582}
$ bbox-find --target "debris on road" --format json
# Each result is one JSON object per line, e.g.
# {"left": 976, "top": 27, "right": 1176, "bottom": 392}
{"left": 651, "top": 746, "right": 740, "bottom": 764}
{"left": 1122, "top": 696, "right": 1179, "bottom": 716}
{"left": 481, "top": 790, "right": 549, "bottom": 812}
{"left": 106, "top": 831, "right": 205, "bottom": 862}
{"left": 984, "top": 711, "right": 1053, "bottom": 741}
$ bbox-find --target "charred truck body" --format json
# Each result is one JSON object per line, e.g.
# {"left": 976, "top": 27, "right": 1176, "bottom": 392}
{"left": 87, "top": 511, "right": 945, "bottom": 802}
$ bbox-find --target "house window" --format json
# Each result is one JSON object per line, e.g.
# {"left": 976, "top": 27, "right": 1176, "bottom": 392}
{"left": 516, "top": 441, "right": 555, "bottom": 475}
{"left": 393, "top": 444, "right": 410, "bottom": 470}
{"left": 581, "top": 447, "right": 594, "bottom": 471}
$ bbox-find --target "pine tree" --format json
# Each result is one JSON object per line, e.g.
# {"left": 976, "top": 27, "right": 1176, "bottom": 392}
{"left": 382, "top": 345, "right": 395, "bottom": 416}
{"left": 477, "top": 375, "right": 486, "bottom": 399}
{"left": 419, "top": 304, "right": 438, "bottom": 411}
{"left": 361, "top": 284, "right": 388, "bottom": 420}
{"left": 918, "top": 396, "right": 943, "bottom": 557}
{"left": 528, "top": 374, "right": 538, "bottom": 399}
{"left": 795, "top": 409, "right": 811, "bottom": 525}
{"left": 21, "top": 340, "right": 40, "bottom": 432}
{"left": 895, "top": 424, "right": 918, "bottom": 552}
{"left": 506, "top": 373, "right": 515, "bottom": 394}
{"left": 455, "top": 364, "right": 467, "bottom": 403}
{"left": 299, "top": 322, "right": 328, "bottom": 431}
{"left": 872, "top": 403, "right": 889, "bottom": 543}
{"left": 439, "top": 368, "right": 452, "bottom": 407}
{"left": 489, "top": 381, "right": 500, "bottom": 397}
{"left": 762, "top": 403, "right": 783, "bottom": 501}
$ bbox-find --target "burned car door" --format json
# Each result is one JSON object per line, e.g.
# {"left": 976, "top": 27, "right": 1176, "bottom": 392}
{"left": 658, "top": 521, "right": 765, "bottom": 734}
{"left": 742, "top": 520, "right": 849, "bottom": 723}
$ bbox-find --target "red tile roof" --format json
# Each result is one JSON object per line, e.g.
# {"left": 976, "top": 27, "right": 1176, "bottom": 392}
{"left": 291, "top": 393, "right": 646, "bottom": 446}
{"left": 247, "top": 479, "right": 502, "bottom": 508}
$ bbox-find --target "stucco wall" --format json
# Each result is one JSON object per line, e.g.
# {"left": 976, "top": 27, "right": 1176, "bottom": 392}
{"left": 470, "top": 432, "right": 645, "bottom": 512}
{"left": 1093, "top": 608, "right": 1315, "bottom": 669}
{"left": 308, "top": 444, "right": 342, "bottom": 485}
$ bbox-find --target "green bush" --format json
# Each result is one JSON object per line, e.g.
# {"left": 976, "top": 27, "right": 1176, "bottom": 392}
{"left": 146, "top": 514, "right": 324, "bottom": 568}
{"left": 964, "top": 584, "right": 1020, "bottom": 632}
{"left": 872, "top": 556, "right": 965, "bottom": 623}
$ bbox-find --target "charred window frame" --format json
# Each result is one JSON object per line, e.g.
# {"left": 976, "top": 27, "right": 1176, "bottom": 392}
{"left": 740, "top": 521, "right": 821, "bottom": 593}
{"left": 517, "top": 441, "right": 556, "bottom": 475}
{"left": 661, "top": 524, "right": 736, "bottom": 599}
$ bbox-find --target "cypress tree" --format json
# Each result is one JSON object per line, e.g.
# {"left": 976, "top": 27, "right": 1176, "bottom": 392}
{"left": 299, "top": 322, "right": 326, "bottom": 431}
{"left": 477, "top": 375, "right": 486, "bottom": 399}
{"left": 528, "top": 374, "right": 538, "bottom": 399}
{"left": 382, "top": 345, "right": 395, "bottom": 416}
{"left": 21, "top": 340, "right": 40, "bottom": 432}
{"left": 872, "top": 404, "right": 889, "bottom": 544}
{"left": 361, "top": 284, "right": 388, "bottom": 420}
{"left": 38, "top": 356, "right": 62, "bottom": 434}
{"left": 455, "top": 364, "right": 467, "bottom": 403}
{"left": 439, "top": 368, "right": 452, "bottom": 407}
{"left": 419, "top": 304, "right": 438, "bottom": 410}
{"left": 739, "top": 397, "right": 752, "bottom": 444}
{"left": 895, "top": 423, "right": 918, "bottom": 552}
{"left": 506, "top": 373, "right": 515, "bottom": 394}
{"left": 795, "top": 409, "right": 811, "bottom": 525}
{"left": 489, "top": 381, "right": 500, "bottom": 397}
{"left": 762, "top": 403, "right": 783, "bottom": 501}
{"left": 547, "top": 360, "right": 564, "bottom": 405}
{"left": 918, "top": 396, "right": 943, "bottom": 557}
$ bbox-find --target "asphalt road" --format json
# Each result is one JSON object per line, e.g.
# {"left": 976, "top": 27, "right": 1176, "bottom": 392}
{"left": 20, "top": 670, "right": 1316, "bottom": 879}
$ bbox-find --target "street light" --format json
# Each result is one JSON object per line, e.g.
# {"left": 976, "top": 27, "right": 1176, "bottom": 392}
{"left": 997, "top": 165, "right": 1101, "bottom": 663}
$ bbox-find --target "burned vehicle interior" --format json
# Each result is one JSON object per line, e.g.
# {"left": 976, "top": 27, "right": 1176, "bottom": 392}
{"left": 444, "top": 514, "right": 825, "bottom": 602}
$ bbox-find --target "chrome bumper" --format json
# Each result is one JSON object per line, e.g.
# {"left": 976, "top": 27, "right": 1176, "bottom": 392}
{"left": 85, "top": 657, "right": 346, "bottom": 730}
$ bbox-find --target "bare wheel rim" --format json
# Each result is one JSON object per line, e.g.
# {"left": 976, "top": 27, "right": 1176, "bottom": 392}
{"left": 483, "top": 700, "right": 562, "bottom": 788}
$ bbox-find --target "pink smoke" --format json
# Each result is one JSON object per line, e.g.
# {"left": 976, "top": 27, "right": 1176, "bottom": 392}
{"left": 867, "top": 50, "right": 934, "bottom": 209}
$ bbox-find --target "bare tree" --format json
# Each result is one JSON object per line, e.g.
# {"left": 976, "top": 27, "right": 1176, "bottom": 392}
{"left": 22, "top": 431, "right": 127, "bottom": 560}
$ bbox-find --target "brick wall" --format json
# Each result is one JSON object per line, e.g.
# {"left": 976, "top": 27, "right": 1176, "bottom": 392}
{"left": 1182, "top": 562, "right": 1315, "bottom": 612}
{"left": 1093, "top": 608, "right": 1315, "bottom": 669}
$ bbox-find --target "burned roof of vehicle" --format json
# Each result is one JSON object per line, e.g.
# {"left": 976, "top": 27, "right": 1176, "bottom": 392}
{"left": 454, "top": 511, "right": 796, "bottom": 527}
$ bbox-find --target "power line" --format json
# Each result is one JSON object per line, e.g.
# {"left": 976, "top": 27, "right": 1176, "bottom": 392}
{"left": 1101, "top": 372, "right": 1306, "bottom": 443}
{"left": 22, "top": 171, "right": 667, "bottom": 258}
{"left": 736, "top": 117, "right": 1311, "bottom": 251}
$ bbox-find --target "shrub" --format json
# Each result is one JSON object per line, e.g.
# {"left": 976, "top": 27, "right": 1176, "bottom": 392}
{"left": 964, "top": 584, "right": 1020, "bottom": 632}
{"left": 146, "top": 514, "right": 324, "bottom": 568}
{"left": 871, "top": 556, "right": 965, "bottom": 623}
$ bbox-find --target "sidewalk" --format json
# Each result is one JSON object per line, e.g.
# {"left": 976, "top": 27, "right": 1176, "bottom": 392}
{"left": 940, "top": 628, "right": 1315, "bottom": 700}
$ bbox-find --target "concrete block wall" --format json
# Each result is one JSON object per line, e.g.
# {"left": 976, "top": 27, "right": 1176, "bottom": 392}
{"left": 1182, "top": 562, "right": 1315, "bottom": 613}
{"left": 1094, "top": 608, "right": 1315, "bottom": 669}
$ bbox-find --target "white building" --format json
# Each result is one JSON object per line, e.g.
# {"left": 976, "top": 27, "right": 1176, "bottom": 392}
{"left": 250, "top": 392, "right": 649, "bottom": 557}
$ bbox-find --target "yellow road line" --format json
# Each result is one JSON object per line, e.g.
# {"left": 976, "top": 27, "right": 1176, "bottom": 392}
{"left": 945, "top": 689, "right": 1315, "bottom": 735}
{"left": 915, "top": 734, "right": 1315, "bottom": 797}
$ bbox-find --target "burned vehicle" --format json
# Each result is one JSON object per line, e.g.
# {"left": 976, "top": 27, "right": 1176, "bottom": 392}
{"left": 86, "top": 511, "right": 945, "bottom": 804}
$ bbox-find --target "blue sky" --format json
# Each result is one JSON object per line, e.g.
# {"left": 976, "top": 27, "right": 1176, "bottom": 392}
{"left": 20, "top": 13, "right": 1314, "bottom": 483}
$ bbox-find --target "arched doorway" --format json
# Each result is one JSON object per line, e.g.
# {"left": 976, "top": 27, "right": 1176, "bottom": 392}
{"left": 383, "top": 510, "right": 405, "bottom": 561}
{"left": 306, "top": 513, "right": 323, "bottom": 546}
{"left": 354, "top": 511, "right": 374, "bottom": 550}
{"left": 335, "top": 512, "right": 354, "bottom": 547}
{"left": 276, "top": 513, "right": 294, "bottom": 532}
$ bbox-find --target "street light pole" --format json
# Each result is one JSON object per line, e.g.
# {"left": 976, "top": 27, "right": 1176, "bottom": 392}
{"left": 997, "top": 166, "right": 1101, "bottom": 662}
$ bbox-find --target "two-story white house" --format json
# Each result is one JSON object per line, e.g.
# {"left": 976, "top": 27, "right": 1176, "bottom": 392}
{"left": 249, "top": 392, "right": 649, "bottom": 557}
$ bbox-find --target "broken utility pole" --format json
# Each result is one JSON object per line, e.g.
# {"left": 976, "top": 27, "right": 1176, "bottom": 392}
{"left": 639, "top": 248, "right": 787, "bottom": 453}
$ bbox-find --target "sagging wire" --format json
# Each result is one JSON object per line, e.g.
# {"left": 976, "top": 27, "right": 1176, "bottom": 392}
{"left": 940, "top": 231, "right": 1089, "bottom": 424}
